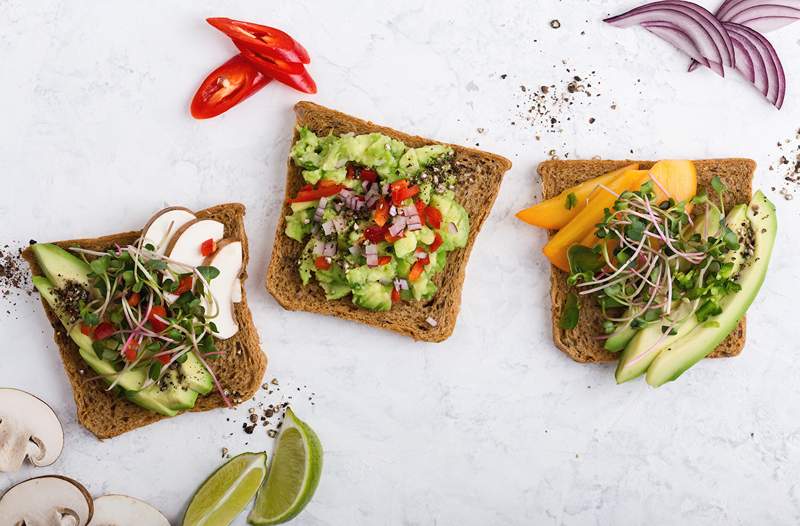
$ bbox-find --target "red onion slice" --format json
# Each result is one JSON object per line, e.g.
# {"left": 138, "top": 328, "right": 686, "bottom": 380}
{"left": 726, "top": 1, "right": 800, "bottom": 31}
{"left": 729, "top": 27, "right": 769, "bottom": 93}
{"left": 725, "top": 21, "right": 785, "bottom": 107}
{"left": 605, "top": 1, "right": 734, "bottom": 73}
{"left": 641, "top": 21, "right": 712, "bottom": 69}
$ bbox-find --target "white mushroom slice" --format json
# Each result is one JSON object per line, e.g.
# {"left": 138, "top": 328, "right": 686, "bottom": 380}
{"left": 0, "top": 475, "right": 93, "bottom": 526}
{"left": 140, "top": 207, "right": 196, "bottom": 255}
{"left": 88, "top": 495, "right": 169, "bottom": 526}
{"left": 162, "top": 218, "right": 225, "bottom": 302}
{"left": 0, "top": 388, "right": 64, "bottom": 473}
{"left": 201, "top": 239, "right": 243, "bottom": 340}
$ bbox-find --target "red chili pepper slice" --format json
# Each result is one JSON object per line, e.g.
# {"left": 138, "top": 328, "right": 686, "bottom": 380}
{"left": 429, "top": 232, "right": 443, "bottom": 253}
{"left": 236, "top": 44, "right": 316, "bottom": 94}
{"left": 175, "top": 274, "right": 194, "bottom": 295}
{"left": 287, "top": 184, "right": 343, "bottom": 203}
{"left": 425, "top": 205, "right": 443, "bottom": 229}
{"left": 373, "top": 198, "right": 390, "bottom": 227}
{"left": 360, "top": 168, "right": 378, "bottom": 183}
{"left": 408, "top": 260, "right": 426, "bottom": 282}
{"left": 191, "top": 54, "right": 271, "bottom": 119}
{"left": 94, "top": 322, "right": 115, "bottom": 341}
{"left": 200, "top": 238, "right": 217, "bottom": 257}
{"left": 206, "top": 18, "right": 310, "bottom": 64}
{"left": 314, "top": 256, "right": 331, "bottom": 270}
{"left": 364, "top": 225, "right": 386, "bottom": 244}
{"left": 391, "top": 287, "right": 400, "bottom": 303}
{"left": 378, "top": 256, "right": 392, "bottom": 266}
{"left": 148, "top": 305, "right": 169, "bottom": 333}
{"left": 392, "top": 185, "right": 420, "bottom": 206}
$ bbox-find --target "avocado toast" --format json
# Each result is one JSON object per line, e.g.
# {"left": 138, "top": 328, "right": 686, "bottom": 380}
{"left": 267, "top": 102, "right": 512, "bottom": 342}
{"left": 524, "top": 159, "right": 776, "bottom": 385}
{"left": 23, "top": 203, "right": 266, "bottom": 439}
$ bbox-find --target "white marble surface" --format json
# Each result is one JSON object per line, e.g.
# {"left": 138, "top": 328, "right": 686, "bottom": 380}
{"left": 2, "top": 0, "right": 800, "bottom": 524}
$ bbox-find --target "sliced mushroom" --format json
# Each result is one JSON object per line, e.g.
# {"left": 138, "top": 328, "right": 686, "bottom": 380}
{"left": 0, "top": 475, "right": 93, "bottom": 526}
{"left": 0, "top": 388, "right": 64, "bottom": 473}
{"left": 141, "top": 206, "right": 197, "bottom": 255}
{"left": 201, "top": 239, "right": 243, "bottom": 339}
{"left": 88, "top": 495, "right": 169, "bottom": 526}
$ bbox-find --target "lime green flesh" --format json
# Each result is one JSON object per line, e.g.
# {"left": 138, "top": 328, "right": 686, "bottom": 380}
{"left": 248, "top": 408, "right": 323, "bottom": 525}
{"left": 31, "top": 244, "right": 213, "bottom": 415}
{"left": 646, "top": 191, "right": 777, "bottom": 387}
{"left": 183, "top": 452, "right": 268, "bottom": 526}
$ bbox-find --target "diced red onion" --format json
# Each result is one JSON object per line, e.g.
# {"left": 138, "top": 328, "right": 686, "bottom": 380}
{"left": 414, "top": 250, "right": 428, "bottom": 260}
{"left": 388, "top": 217, "right": 407, "bottom": 237}
{"left": 394, "top": 278, "right": 409, "bottom": 291}
{"left": 349, "top": 245, "right": 361, "bottom": 256}
{"left": 365, "top": 243, "right": 377, "bottom": 255}
{"left": 331, "top": 216, "right": 347, "bottom": 234}
{"left": 321, "top": 221, "right": 334, "bottom": 235}
{"left": 313, "top": 240, "right": 325, "bottom": 256}
{"left": 366, "top": 254, "right": 378, "bottom": 267}
{"left": 407, "top": 222, "right": 422, "bottom": 232}
{"left": 402, "top": 205, "right": 418, "bottom": 217}
{"left": 448, "top": 222, "right": 458, "bottom": 234}
{"left": 425, "top": 317, "right": 438, "bottom": 327}
{"left": 323, "top": 242, "right": 337, "bottom": 257}
{"left": 389, "top": 206, "right": 398, "bottom": 217}
{"left": 314, "top": 197, "right": 328, "bottom": 222}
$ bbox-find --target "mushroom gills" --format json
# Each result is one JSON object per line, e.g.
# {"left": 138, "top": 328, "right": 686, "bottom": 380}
{"left": 0, "top": 476, "right": 93, "bottom": 526}
{"left": 0, "top": 388, "right": 64, "bottom": 473}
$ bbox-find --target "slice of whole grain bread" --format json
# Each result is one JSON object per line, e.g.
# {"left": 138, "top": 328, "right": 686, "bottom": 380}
{"left": 539, "top": 159, "right": 754, "bottom": 363}
{"left": 23, "top": 203, "right": 267, "bottom": 439}
{"left": 266, "top": 102, "right": 512, "bottom": 342}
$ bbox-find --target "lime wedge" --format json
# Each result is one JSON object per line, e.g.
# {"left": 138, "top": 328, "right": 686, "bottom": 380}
{"left": 247, "top": 408, "right": 323, "bottom": 525}
{"left": 183, "top": 452, "right": 268, "bottom": 526}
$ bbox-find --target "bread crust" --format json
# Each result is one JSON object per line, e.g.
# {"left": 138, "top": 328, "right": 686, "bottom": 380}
{"left": 265, "top": 102, "right": 512, "bottom": 342}
{"left": 23, "top": 203, "right": 267, "bottom": 439}
{"left": 539, "top": 159, "right": 753, "bottom": 363}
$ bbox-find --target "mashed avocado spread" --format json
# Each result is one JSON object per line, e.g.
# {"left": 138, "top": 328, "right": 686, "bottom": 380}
{"left": 285, "top": 127, "right": 469, "bottom": 312}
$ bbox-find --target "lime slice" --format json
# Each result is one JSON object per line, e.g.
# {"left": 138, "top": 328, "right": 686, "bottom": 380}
{"left": 183, "top": 452, "right": 267, "bottom": 526}
{"left": 247, "top": 408, "right": 323, "bottom": 525}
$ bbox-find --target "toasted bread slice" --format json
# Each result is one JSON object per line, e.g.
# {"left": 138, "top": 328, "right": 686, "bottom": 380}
{"left": 23, "top": 203, "right": 267, "bottom": 439}
{"left": 266, "top": 102, "right": 512, "bottom": 342}
{"left": 540, "top": 159, "right": 754, "bottom": 363}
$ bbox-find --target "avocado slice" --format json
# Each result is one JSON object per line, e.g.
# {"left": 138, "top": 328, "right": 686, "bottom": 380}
{"left": 604, "top": 308, "right": 638, "bottom": 353}
{"left": 31, "top": 244, "right": 214, "bottom": 414}
{"left": 645, "top": 191, "right": 777, "bottom": 387}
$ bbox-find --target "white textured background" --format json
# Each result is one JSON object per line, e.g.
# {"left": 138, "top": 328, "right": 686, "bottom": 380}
{"left": 1, "top": 1, "right": 800, "bottom": 524}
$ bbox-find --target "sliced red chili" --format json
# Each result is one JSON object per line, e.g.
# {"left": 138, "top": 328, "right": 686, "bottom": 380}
{"left": 148, "top": 305, "right": 169, "bottom": 333}
{"left": 206, "top": 18, "right": 310, "bottom": 64}
{"left": 288, "top": 184, "right": 343, "bottom": 203}
{"left": 426, "top": 206, "right": 443, "bottom": 229}
{"left": 428, "top": 232, "right": 443, "bottom": 253}
{"left": 314, "top": 256, "right": 331, "bottom": 270}
{"left": 191, "top": 54, "right": 271, "bottom": 119}
{"left": 175, "top": 274, "right": 194, "bottom": 295}
{"left": 408, "top": 260, "right": 426, "bottom": 282}
{"left": 373, "top": 199, "right": 390, "bottom": 227}
{"left": 236, "top": 44, "right": 316, "bottom": 94}
{"left": 364, "top": 225, "right": 386, "bottom": 244}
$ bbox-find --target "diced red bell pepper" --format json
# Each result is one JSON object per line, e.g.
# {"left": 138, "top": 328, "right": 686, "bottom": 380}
{"left": 126, "top": 292, "right": 141, "bottom": 307}
{"left": 429, "top": 232, "right": 443, "bottom": 253}
{"left": 390, "top": 179, "right": 409, "bottom": 192}
{"left": 408, "top": 260, "right": 426, "bottom": 282}
{"left": 391, "top": 287, "right": 400, "bottom": 303}
{"left": 148, "top": 305, "right": 169, "bottom": 333}
{"left": 200, "top": 238, "right": 217, "bottom": 257}
{"left": 425, "top": 206, "right": 443, "bottom": 229}
{"left": 175, "top": 274, "right": 194, "bottom": 295}
{"left": 373, "top": 198, "right": 390, "bottom": 227}
{"left": 94, "top": 322, "right": 115, "bottom": 341}
{"left": 364, "top": 225, "right": 386, "bottom": 244}
{"left": 80, "top": 324, "right": 92, "bottom": 336}
{"left": 314, "top": 256, "right": 331, "bottom": 270}
{"left": 384, "top": 231, "right": 402, "bottom": 243}
{"left": 288, "top": 184, "right": 343, "bottom": 203}
{"left": 415, "top": 200, "right": 427, "bottom": 218}
{"left": 378, "top": 256, "right": 392, "bottom": 266}
{"left": 360, "top": 168, "right": 378, "bottom": 183}
{"left": 123, "top": 340, "right": 139, "bottom": 362}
